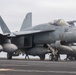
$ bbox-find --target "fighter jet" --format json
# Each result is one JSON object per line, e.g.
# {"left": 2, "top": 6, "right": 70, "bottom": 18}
{"left": 48, "top": 21, "right": 76, "bottom": 61}
{"left": 1, "top": 13, "right": 76, "bottom": 61}
{"left": 46, "top": 20, "right": 76, "bottom": 61}
{"left": 11, "top": 19, "right": 76, "bottom": 61}
{"left": 0, "top": 16, "right": 18, "bottom": 58}
{"left": 0, "top": 13, "right": 50, "bottom": 60}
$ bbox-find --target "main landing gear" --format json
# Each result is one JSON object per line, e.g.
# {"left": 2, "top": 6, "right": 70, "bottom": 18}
{"left": 39, "top": 55, "right": 45, "bottom": 60}
{"left": 47, "top": 44, "right": 59, "bottom": 61}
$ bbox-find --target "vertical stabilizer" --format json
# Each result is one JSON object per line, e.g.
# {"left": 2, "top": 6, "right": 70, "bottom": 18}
{"left": 20, "top": 12, "right": 32, "bottom": 31}
{"left": 0, "top": 16, "right": 10, "bottom": 33}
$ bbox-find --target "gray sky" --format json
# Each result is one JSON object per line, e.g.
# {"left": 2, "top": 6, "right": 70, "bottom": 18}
{"left": 0, "top": 0, "right": 76, "bottom": 31}
{"left": 0, "top": 0, "right": 76, "bottom": 58}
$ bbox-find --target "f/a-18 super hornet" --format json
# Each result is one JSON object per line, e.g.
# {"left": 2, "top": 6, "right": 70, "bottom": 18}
{"left": 0, "top": 16, "right": 18, "bottom": 57}
{"left": 1, "top": 13, "right": 76, "bottom": 61}
{"left": 0, "top": 13, "right": 51, "bottom": 60}
{"left": 48, "top": 20, "right": 76, "bottom": 61}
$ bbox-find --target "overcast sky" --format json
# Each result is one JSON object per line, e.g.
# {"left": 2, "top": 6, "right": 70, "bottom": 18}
{"left": 0, "top": 0, "right": 76, "bottom": 58}
{"left": 0, "top": 0, "right": 76, "bottom": 32}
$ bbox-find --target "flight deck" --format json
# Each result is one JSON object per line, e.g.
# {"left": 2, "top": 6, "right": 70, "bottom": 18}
{"left": 0, "top": 58, "right": 76, "bottom": 75}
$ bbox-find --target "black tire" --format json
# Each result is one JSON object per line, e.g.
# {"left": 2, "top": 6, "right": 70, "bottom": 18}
{"left": 7, "top": 53, "right": 12, "bottom": 59}
{"left": 74, "top": 57, "right": 76, "bottom": 60}
{"left": 49, "top": 54, "right": 58, "bottom": 61}
{"left": 54, "top": 55, "right": 58, "bottom": 61}
{"left": 39, "top": 55, "right": 45, "bottom": 60}
{"left": 49, "top": 54, "right": 54, "bottom": 61}
{"left": 68, "top": 56, "right": 74, "bottom": 60}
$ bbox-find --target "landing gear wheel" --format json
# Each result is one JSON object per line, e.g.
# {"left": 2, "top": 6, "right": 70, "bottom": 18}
{"left": 25, "top": 55, "right": 29, "bottom": 60}
{"left": 39, "top": 55, "right": 45, "bottom": 60}
{"left": 54, "top": 55, "right": 58, "bottom": 61}
{"left": 7, "top": 53, "right": 12, "bottom": 59}
{"left": 68, "top": 56, "right": 74, "bottom": 60}
{"left": 66, "top": 55, "right": 74, "bottom": 61}
{"left": 49, "top": 54, "right": 54, "bottom": 61}
{"left": 49, "top": 54, "right": 59, "bottom": 61}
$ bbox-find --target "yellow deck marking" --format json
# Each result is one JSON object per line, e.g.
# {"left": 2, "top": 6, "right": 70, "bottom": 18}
{"left": 0, "top": 69, "right": 76, "bottom": 74}
{"left": 0, "top": 69, "right": 14, "bottom": 71}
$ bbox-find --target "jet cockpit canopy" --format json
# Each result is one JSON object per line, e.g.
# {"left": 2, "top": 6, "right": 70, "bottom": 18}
{"left": 50, "top": 19, "right": 69, "bottom": 26}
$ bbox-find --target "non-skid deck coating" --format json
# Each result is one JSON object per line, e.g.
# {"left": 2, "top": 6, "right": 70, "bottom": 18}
{"left": 0, "top": 59, "right": 76, "bottom": 75}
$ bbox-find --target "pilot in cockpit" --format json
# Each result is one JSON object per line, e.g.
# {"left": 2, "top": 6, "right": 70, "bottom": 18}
{"left": 51, "top": 19, "right": 69, "bottom": 26}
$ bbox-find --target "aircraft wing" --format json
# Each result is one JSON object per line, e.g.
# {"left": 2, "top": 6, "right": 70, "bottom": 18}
{"left": 8, "top": 29, "right": 55, "bottom": 37}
